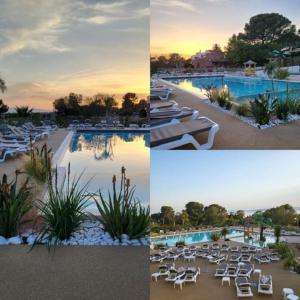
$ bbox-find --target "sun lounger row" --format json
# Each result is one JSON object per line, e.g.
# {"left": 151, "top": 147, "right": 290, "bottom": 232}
{"left": 215, "top": 263, "right": 254, "bottom": 278}
{"left": 0, "top": 122, "right": 54, "bottom": 163}
{"left": 151, "top": 264, "right": 200, "bottom": 289}
{"left": 68, "top": 120, "right": 148, "bottom": 130}
{"left": 235, "top": 273, "right": 273, "bottom": 297}
{"left": 150, "top": 87, "right": 173, "bottom": 101}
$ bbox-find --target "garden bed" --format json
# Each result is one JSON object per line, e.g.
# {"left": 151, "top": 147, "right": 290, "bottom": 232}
{"left": 205, "top": 99, "right": 300, "bottom": 129}
{"left": 0, "top": 220, "right": 150, "bottom": 246}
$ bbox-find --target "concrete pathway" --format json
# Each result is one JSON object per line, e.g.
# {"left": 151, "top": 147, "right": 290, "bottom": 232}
{"left": 0, "top": 245, "right": 149, "bottom": 300}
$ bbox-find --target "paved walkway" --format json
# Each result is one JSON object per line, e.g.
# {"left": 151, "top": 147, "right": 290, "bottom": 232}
{"left": 0, "top": 245, "right": 148, "bottom": 300}
{"left": 162, "top": 82, "right": 300, "bottom": 149}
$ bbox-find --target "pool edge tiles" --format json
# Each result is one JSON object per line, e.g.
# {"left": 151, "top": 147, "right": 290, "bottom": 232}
{"left": 163, "top": 74, "right": 300, "bottom": 102}
{"left": 151, "top": 228, "right": 275, "bottom": 247}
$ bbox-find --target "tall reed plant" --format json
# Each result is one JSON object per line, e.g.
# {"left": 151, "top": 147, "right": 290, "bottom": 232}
{"left": 0, "top": 171, "right": 32, "bottom": 238}
{"left": 25, "top": 143, "right": 52, "bottom": 183}
{"left": 32, "top": 164, "right": 91, "bottom": 249}
{"left": 95, "top": 167, "right": 150, "bottom": 241}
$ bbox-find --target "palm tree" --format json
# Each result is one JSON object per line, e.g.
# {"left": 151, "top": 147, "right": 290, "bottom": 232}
{"left": 103, "top": 95, "right": 117, "bottom": 123}
{"left": 15, "top": 106, "right": 33, "bottom": 118}
{"left": 221, "top": 227, "right": 229, "bottom": 240}
{"left": 264, "top": 62, "right": 276, "bottom": 97}
{"left": 0, "top": 99, "right": 9, "bottom": 116}
{"left": 274, "top": 225, "right": 281, "bottom": 244}
{"left": 272, "top": 49, "right": 291, "bottom": 67}
{"left": 253, "top": 213, "right": 273, "bottom": 241}
{"left": 0, "top": 76, "right": 7, "bottom": 93}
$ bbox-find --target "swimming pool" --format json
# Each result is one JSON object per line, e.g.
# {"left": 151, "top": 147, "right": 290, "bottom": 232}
{"left": 151, "top": 228, "right": 275, "bottom": 247}
{"left": 60, "top": 130, "right": 150, "bottom": 213}
{"left": 165, "top": 76, "right": 300, "bottom": 102}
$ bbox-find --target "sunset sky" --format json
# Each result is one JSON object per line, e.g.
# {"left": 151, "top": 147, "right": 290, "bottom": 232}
{"left": 151, "top": 151, "right": 300, "bottom": 213}
{"left": 151, "top": 0, "right": 300, "bottom": 58}
{"left": 0, "top": 0, "right": 149, "bottom": 110}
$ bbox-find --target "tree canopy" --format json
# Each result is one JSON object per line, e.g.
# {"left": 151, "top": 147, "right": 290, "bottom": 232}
{"left": 225, "top": 13, "right": 300, "bottom": 65}
{"left": 0, "top": 99, "right": 9, "bottom": 115}
{"left": 185, "top": 201, "right": 204, "bottom": 226}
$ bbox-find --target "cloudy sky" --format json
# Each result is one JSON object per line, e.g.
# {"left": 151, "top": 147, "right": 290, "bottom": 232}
{"left": 151, "top": 0, "right": 300, "bottom": 57}
{"left": 0, "top": 0, "right": 149, "bottom": 110}
{"left": 151, "top": 151, "right": 300, "bottom": 213}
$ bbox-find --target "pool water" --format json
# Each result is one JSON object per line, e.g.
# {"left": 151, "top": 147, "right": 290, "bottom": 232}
{"left": 60, "top": 131, "right": 150, "bottom": 213}
{"left": 166, "top": 76, "right": 300, "bottom": 102}
{"left": 151, "top": 229, "right": 275, "bottom": 247}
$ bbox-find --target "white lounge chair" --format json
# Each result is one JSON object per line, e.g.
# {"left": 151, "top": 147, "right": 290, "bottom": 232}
{"left": 183, "top": 251, "right": 196, "bottom": 262}
{"left": 183, "top": 268, "right": 200, "bottom": 283}
{"left": 235, "top": 277, "right": 253, "bottom": 298}
{"left": 214, "top": 263, "right": 228, "bottom": 277}
{"left": 255, "top": 254, "right": 271, "bottom": 264}
{"left": 209, "top": 254, "right": 227, "bottom": 264}
{"left": 231, "top": 246, "right": 239, "bottom": 252}
{"left": 151, "top": 254, "right": 166, "bottom": 263}
{"left": 258, "top": 275, "right": 273, "bottom": 295}
{"left": 268, "top": 252, "right": 280, "bottom": 262}
{"left": 240, "top": 254, "right": 252, "bottom": 263}
{"left": 0, "top": 148, "right": 17, "bottom": 163}
{"left": 229, "top": 254, "right": 241, "bottom": 263}
{"left": 227, "top": 264, "right": 239, "bottom": 277}
{"left": 165, "top": 269, "right": 185, "bottom": 282}
{"left": 237, "top": 263, "right": 253, "bottom": 278}
{"left": 151, "top": 117, "right": 219, "bottom": 150}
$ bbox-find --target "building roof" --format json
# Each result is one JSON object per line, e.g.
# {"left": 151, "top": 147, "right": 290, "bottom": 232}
{"left": 244, "top": 60, "right": 256, "bottom": 65}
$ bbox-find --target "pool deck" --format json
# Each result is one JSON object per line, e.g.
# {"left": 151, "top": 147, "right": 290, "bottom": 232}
{"left": 150, "top": 241, "right": 300, "bottom": 300}
{"left": 0, "top": 245, "right": 149, "bottom": 300}
{"left": 0, "top": 128, "right": 68, "bottom": 181}
{"left": 158, "top": 81, "right": 300, "bottom": 149}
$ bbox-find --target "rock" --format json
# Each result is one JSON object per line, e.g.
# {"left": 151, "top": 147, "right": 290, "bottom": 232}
{"left": 7, "top": 236, "right": 22, "bottom": 245}
{"left": 26, "top": 235, "right": 37, "bottom": 245}
{"left": 121, "top": 234, "right": 129, "bottom": 240}
{"left": 0, "top": 236, "right": 8, "bottom": 245}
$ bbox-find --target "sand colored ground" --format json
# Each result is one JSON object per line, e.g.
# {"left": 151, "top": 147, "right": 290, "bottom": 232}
{"left": 150, "top": 241, "right": 300, "bottom": 300}
{"left": 157, "top": 82, "right": 300, "bottom": 149}
{"left": 0, "top": 245, "right": 149, "bottom": 300}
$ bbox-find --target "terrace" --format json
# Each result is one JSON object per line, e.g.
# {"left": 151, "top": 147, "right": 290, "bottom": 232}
{"left": 150, "top": 240, "right": 300, "bottom": 300}
{"left": 150, "top": 78, "right": 300, "bottom": 149}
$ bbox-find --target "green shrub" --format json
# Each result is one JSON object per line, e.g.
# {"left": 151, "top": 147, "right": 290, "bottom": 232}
{"left": 235, "top": 103, "right": 249, "bottom": 116}
{"left": 283, "top": 254, "right": 297, "bottom": 269}
{"left": 95, "top": 167, "right": 150, "bottom": 241}
{"left": 249, "top": 94, "right": 274, "bottom": 125}
{"left": 225, "top": 101, "right": 232, "bottom": 110}
{"left": 25, "top": 143, "right": 52, "bottom": 183}
{"left": 267, "top": 243, "right": 276, "bottom": 249}
{"left": 294, "top": 98, "right": 300, "bottom": 115}
{"left": 0, "top": 172, "right": 32, "bottom": 238}
{"left": 274, "top": 242, "right": 294, "bottom": 259}
{"left": 273, "top": 68, "right": 289, "bottom": 80}
{"left": 175, "top": 240, "right": 186, "bottom": 247}
{"left": 211, "top": 232, "right": 220, "bottom": 241}
{"left": 274, "top": 225, "right": 282, "bottom": 244}
{"left": 203, "top": 84, "right": 217, "bottom": 103}
{"left": 154, "top": 242, "right": 166, "bottom": 249}
{"left": 274, "top": 100, "right": 289, "bottom": 121}
{"left": 33, "top": 164, "right": 91, "bottom": 249}
{"left": 286, "top": 98, "right": 298, "bottom": 115}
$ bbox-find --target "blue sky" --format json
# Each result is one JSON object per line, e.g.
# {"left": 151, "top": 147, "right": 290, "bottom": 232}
{"left": 0, "top": 0, "right": 149, "bottom": 109}
{"left": 151, "top": 0, "right": 300, "bottom": 56}
{"left": 151, "top": 151, "right": 300, "bottom": 213}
